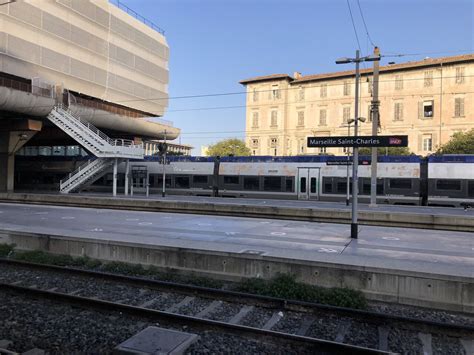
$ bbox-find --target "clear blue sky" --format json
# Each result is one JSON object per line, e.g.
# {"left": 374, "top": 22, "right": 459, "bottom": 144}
{"left": 123, "top": 0, "right": 473, "bottom": 154}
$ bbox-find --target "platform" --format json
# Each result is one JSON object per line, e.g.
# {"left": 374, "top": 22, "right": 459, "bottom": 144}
{"left": 0, "top": 202, "right": 473, "bottom": 313}
{"left": 1, "top": 192, "right": 473, "bottom": 232}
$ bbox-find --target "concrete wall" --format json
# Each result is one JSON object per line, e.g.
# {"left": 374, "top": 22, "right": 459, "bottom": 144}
{"left": 1, "top": 230, "right": 472, "bottom": 313}
{"left": 0, "top": 0, "right": 169, "bottom": 116}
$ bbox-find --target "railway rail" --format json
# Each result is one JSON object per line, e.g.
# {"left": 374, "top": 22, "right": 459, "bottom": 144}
{"left": 0, "top": 259, "right": 472, "bottom": 354}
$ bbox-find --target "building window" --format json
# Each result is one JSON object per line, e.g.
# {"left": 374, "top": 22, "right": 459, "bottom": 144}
{"left": 422, "top": 134, "right": 433, "bottom": 151}
{"left": 424, "top": 71, "right": 433, "bottom": 87}
{"left": 395, "top": 75, "right": 403, "bottom": 90}
{"left": 454, "top": 97, "right": 465, "bottom": 117}
{"left": 298, "top": 87, "right": 305, "bottom": 101}
{"left": 394, "top": 102, "right": 403, "bottom": 121}
{"left": 343, "top": 106, "right": 351, "bottom": 123}
{"left": 419, "top": 100, "right": 434, "bottom": 118}
{"left": 270, "top": 137, "right": 278, "bottom": 147}
{"left": 270, "top": 110, "right": 278, "bottom": 127}
{"left": 343, "top": 80, "right": 351, "bottom": 96}
{"left": 251, "top": 138, "right": 259, "bottom": 148}
{"left": 272, "top": 85, "right": 281, "bottom": 100}
{"left": 297, "top": 111, "right": 305, "bottom": 126}
{"left": 252, "top": 112, "right": 259, "bottom": 127}
{"left": 455, "top": 67, "right": 465, "bottom": 84}
{"left": 320, "top": 84, "right": 327, "bottom": 98}
{"left": 252, "top": 88, "right": 259, "bottom": 102}
{"left": 319, "top": 109, "right": 327, "bottom": 125}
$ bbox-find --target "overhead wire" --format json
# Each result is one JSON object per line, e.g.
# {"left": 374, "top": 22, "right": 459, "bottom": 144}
{"left": 356, "top": 0, "right": 376, "bottom": 47}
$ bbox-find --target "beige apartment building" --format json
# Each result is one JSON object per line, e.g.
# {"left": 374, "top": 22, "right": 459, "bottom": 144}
{"left": 240, "top": 54, "right": 473, "bottom": 156}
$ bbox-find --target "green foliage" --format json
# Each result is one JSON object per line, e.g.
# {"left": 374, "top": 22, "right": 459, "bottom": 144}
{"left": 206, "top": 138, "right": 251, "bottom": 157}
{"left": 236, "top": 274, "right": 367, "bottom": 309}
{"left": 0, "top": 244, "right": 15, "bottom": 257}
{"left": 358, "top": 146, "right": 412, "bottom": 156}
{"left": 437, "top": 129, "right": 474, "bottom": 154}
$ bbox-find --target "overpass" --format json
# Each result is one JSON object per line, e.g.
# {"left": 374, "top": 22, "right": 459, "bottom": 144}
{"left": 0, "top": 0, "right": 180, "bottom": 193}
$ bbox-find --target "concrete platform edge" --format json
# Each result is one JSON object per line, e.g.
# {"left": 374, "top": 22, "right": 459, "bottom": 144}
{"left": 1, "top": 229, "right": 472, "bottom": 314}
{"left": 1, "top": 193, "right": 473, "bottom": 232}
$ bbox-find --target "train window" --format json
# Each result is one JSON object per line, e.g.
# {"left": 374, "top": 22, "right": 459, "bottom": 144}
{"left": 389, "top": 179, "right": 412, "bottom": 189}
{"left": 285, "top": 177, "right": 293, "bottom": 192}
{"left": 310, "top": 178, "right": 317, "bottom": 193}
{"left": 224, "top": 176, "right": 239, "bottom": 185}
{"left": 244, "top": 177, "right": 259, "bottom": 190}
{"left": 361, "top": 178, "right": 384, "bottom": 195}
{"left": 436, "top": 179, "right": 461, "bottom": 191}
{"left": 323, "top": 177, "right": 333, "bottom": 193}
{"left": 264, "top": 176, "right": 282, "bottom": 191}
{"left": 336, "top": 179, "right": 352, "bottom": 194}
{"left": 468, "top": 181, "right": 474, "bottom": 198}
{"left": 156, "top": 177, "right": 172, "bottom": 188}
{"left": 300, "top": 177, "right": 306, "bottom": 193}
{"left": 193, "top": 175, "right": 208, "bottom": 184}
{"left": 175, "top": 176, "right": 190, "bottom": 188}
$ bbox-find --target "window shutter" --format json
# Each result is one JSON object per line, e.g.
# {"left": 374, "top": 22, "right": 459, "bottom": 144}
{"left": 460, "top": 98, "right": 465, "bottom": 116}
{"left": 418, "top": 102, "right": 423, "bottom": 119}
{"left": 418, "top": 134, "right": 423, "bottom": 152}
{"left": 432, "top": 132, "right": 438, "bottom": 150}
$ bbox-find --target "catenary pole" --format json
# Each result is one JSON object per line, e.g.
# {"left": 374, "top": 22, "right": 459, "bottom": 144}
{"left": 351, "top": 49, "right": 360, "bottom": 239}
{"left": 370, "top": 47, "right": 380, "bottom": 207}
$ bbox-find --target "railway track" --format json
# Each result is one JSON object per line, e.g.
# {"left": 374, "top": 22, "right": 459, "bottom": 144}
{"left": 0, "top": 259, "right": 472, "bottom": 354}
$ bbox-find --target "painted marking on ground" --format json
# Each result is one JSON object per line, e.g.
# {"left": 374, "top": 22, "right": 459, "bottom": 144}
{"left": 382, "top": 237, "right": 400, "bottom": 241}
{"left": 61, "top": 216, "right": 75, "bottom": 220}
{"left": 271, "top": 232, "right": 286, "bottom": 236}
{"left": 90, "top": 228, "right": 103, "bottom": 232}
{"left": 138, "top": 222, "right": 152, "bottom": 226}
{"left": 318, "top": 248, "right": 338, "bottom": 253}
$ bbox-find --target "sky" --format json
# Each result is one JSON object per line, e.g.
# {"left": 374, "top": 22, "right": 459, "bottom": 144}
{"left": 120, "top": 0, "right": 473, "bottom": 154}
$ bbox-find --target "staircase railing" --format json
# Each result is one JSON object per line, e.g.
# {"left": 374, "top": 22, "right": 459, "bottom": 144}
{"left": 55, "top": 104, "right": 141, "bottom": 149}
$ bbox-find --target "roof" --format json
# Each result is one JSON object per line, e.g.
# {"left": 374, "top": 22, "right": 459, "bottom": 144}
{"left": 240, "top": 53, "right": 474, "bottom": 85}
{"left": 239, "top": 74, "right": 292, "bottom": 85}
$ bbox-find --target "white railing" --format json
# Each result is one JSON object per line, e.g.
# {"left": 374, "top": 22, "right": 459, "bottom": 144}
{"left": 55, "top": 105, "right": 142, "bottom": 149}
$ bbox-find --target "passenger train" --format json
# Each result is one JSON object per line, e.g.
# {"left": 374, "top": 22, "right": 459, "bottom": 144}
{"left": 15, "top": 154, "right": 474, "bottom": 207}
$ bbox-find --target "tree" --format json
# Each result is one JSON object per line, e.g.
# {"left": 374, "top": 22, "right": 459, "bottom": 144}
{"left": 358, "top": 146, "right": 412, "bottom": 155}
{"left": 437, "top": 129, "right": 474, "bottom": 154}
{"left": 206, "top": 138, "right": 251, "bottom": 157}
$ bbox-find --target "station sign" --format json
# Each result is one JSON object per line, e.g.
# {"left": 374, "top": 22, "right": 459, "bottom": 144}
{"left": 307, "top": 135, "right": 408, "bottom": 148}
{"left": 326, "top": 160, "right": 371, "bottom": 166}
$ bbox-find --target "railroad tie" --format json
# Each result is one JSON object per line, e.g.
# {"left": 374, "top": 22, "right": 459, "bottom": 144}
{"left": 228, "top": 305, "right": 254, "bottom": 325}
{"left": 138, "top": 298, "right": 160, "bottom": 309}
{"left": 262, "top": 311, "right": 284, "bottom": 330}
{"left": 166, "top": 296, "right": 195, "bottom": 313}
{"left": 67, "top": 289, "right": 83, "bottom": 296}
{"left": 461, "top": 339, "right": 474, "bottom": 355}
{"left": 418, "top": 333, "right": 432, "bottom": 355}
{"left": 377, "top": 326, "right": 389, "bottom": 351}
{"left": 334, "top": 320, "right": 352, "bottom": 343}
{"left": 296, "top": 316, "right": 315, "bottom": 336}
{"left": 195, "top": 300, "right": 222, "bottom": 318}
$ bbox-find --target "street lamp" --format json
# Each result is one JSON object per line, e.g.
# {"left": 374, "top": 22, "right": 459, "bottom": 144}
{"left": 336, "top": 50, "right": 380, "bottom": 239}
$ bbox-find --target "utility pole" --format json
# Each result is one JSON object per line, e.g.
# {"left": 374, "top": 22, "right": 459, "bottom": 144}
{"left": 351, "top": 50, "right": 361, "bottom": 239}
{"left": 369, "top": 47, "right": 380, "bottom": 207}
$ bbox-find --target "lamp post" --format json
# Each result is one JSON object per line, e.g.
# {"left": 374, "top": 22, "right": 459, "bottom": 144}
{"left": 336, "top": 50, "right": 380, "bottom": 239}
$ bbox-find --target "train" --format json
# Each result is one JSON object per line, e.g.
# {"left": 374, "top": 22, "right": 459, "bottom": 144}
{"left": 15, "top": 154, "right": 474, "bottom": 207}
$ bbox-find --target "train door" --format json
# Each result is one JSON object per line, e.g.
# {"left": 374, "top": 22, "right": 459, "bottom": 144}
{"left": 297, "top": 168, "right": 320, "bottom": 200}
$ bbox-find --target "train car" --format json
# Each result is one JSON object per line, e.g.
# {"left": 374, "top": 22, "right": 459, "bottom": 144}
{"left": 128, "top": 155, "right": 422, "bottom": 205}
{"left": 426, "top": 155, "right": 474, "bottom": 207}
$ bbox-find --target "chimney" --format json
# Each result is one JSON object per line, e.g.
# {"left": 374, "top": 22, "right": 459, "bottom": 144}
{"left": 293, "top": 72, "right": 302, "bottom": 79}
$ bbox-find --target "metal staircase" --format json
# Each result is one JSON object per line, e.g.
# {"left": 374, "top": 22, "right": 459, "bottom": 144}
{"left": 47, "top": 105, "right": 144, "bottom": 193}
{"left": 59, "top": 158, "right": 115, "bottom": 194}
